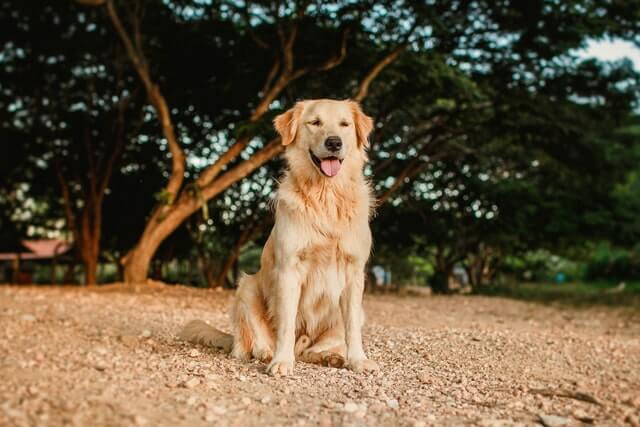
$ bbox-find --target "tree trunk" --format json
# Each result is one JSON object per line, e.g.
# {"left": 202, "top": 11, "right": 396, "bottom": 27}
{"left": 430, "top": 269, "right": 452, "bottom": 294}
{"left": 84, "top": 256, "right": 98, "bottom": 286}
{"left": 202, "top": 258, "right": 216, "bottom": 288}
{"left": 51, "top": 254, "right": 58, "bottom": 284}
{"left": 215, "top": 246, "right": 240, "bottom": 289}
{"left": 63, "top": 261, "right": 76, "bottom": 284}
{"left": 431, "top": 252, "right": 453, "bottom": 294}
{"left": 232, "top": 257, "right": 239, "bottom": 287}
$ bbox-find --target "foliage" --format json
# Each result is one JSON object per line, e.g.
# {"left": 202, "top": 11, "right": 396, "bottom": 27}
{"left": 1, "top": 0, "right": 639, "bottom": 289}
{"left": 475, "top": 281, "right": 640, "bottom": 308}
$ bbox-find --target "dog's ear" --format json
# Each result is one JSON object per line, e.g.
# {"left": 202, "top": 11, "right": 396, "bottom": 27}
{"left": 274, "top": 102, "right": 305, "bottom": 146}
{"left": 350, "top": 101, "right": 374, "bottom": 148}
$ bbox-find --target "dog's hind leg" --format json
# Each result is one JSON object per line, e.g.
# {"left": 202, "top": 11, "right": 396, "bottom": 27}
{"left": 231, "top": 274, "right": 275, "bottom": 362}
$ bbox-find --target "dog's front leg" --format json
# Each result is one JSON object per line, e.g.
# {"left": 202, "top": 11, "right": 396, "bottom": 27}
{"left": 266, "top": 263, "right": 301, "bottom": 376}
{"left": 341, "top": 263, "right": 379, "bottom": 373}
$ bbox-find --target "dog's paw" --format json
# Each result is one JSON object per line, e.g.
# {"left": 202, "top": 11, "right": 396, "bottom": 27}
{"left": 253, "top": 347, "right": 274, "bottom": 363}
{"left": 266, "top": 359, "right": 294, "bottom": 376}
{"left": 347, "top": 358, "right": 379, "bottom": 373}
{"left": 321, "top": 351, "right": 346, "bottom": 368}
{"left": 230, "top": 347, "right": 251, "bottom": 362}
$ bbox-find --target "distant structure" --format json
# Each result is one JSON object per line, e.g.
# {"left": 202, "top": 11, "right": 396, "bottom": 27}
{"left": 0, "top": 239, "right": 72, "bottom": 283}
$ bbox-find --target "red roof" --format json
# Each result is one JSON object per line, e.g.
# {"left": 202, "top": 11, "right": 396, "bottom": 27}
{"left": 0, "top": 239, "right": 72, "bottom": 261}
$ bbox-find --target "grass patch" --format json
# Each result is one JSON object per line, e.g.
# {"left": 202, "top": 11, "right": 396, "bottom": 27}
{"left": 475, "top": 281, "right": 640, "bottom": 308}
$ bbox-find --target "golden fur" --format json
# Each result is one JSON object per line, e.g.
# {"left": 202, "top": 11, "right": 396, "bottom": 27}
{"left": 179, "top": 99, "right": 378, "bottom": 375}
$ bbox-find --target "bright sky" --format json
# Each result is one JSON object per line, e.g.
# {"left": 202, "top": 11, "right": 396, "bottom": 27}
{"left": 580, "top": 39, "right": 640, "bottom": 71}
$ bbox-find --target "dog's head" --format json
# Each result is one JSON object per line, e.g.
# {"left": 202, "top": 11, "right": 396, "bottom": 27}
{"left": 274, "top": 99, "right": 373, "bottom": 179}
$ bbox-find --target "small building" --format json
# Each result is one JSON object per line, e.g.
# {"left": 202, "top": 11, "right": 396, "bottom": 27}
{"left": 0, "top": 239, "right": 72, "bottom": 283}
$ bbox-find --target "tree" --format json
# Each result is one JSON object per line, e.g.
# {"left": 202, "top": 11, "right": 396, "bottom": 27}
{"left": 72, "top": 0, "right": 416, "bottom": 283}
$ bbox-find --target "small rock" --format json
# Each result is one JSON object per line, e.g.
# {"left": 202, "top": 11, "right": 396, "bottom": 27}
{"left": 386, "top": 398, "right": 399, "bottom": 409}
{"left": 141, "top": 330, "right": 152, "bottom": 338}
{"left": 21, "top": 314, "right": 36, "bottom": 322}
{"left": 479, "top": 420, "right": 514, "bottom": 427}
{"left": 343, "top": 402, "right": 359, "bottom": 413}
{"left": 354, "top": 404, "right": 367, "bottom": 419}
{"left": 626, "top": 413, "right": 640, "bottom": 427}
{"left": 625, "top": 396, "right": 640, "bottom": 409}
{"left": 186, "top": 396, "right": 198, "bottom": 406}
{"left": 94, "top": 361, "right": 108, "bottom": 371}
{"left": 184, "top": 378, "right": 200, "bottom": 389}
{"left": 417, "top": 372, "right": 430, "bottom": 384}
{"left": 539, "top": 414, "right": 571, "bottom": 427}
{"left": 189, "top": 349, "right": 200, "bottom": 358}
{"left": 572, "top": 409, "right": 593, "bottom": 423}
{"left": 120, "top": 335, "right": 138, "bottom": 347}
{"left": 95, "top": 346, "right": 108, "bottom": 356}
{"left": 241, "top": 397, "right": 251, "bottom": 406}
{"left": 261, "top": 395, "right": 272, "bottom": 404}
{"left": 133, "top": 415, "right": 148, "bottom": 426}
{"left": 209, "top": 405, "right": 226, "bottom": 415}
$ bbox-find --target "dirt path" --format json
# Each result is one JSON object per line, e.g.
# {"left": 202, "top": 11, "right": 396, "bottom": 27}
{"left": 1, "top": 284, "right": 639, "bottom": 427}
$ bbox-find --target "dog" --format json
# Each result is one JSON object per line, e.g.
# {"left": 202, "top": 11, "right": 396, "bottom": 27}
{"left": 179, "top": 99, "right": 378, "bottom": 375}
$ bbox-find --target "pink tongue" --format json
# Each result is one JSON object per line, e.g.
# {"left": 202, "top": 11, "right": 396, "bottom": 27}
{"left": 320, "top": 158, "right": 341, "bottom": 177}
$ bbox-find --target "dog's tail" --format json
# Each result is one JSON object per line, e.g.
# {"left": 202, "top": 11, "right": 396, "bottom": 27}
{"left": 178, "top": 320, "right": 233, "bottom": 353}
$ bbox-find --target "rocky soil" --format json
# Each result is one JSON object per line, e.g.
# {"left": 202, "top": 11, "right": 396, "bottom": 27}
{"left": 1, "top": 284, "right": 639, "bottom": 427}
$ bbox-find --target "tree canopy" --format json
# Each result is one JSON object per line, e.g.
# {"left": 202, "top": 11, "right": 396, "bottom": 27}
{"left": 1, "top": 0, "right": 639, "bottom": 289}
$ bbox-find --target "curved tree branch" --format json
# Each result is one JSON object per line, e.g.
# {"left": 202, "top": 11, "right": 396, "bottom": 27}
{"left": 103, "top": 0, "right": 185, "bottom": 202}
{"left": 353, "top": 44, "right": 407, "bottom": 103}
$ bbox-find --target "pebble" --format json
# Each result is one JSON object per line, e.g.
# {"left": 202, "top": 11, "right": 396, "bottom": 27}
{"left": 386, "top": 398, "right": 399, "bottom": 409}
{"left": 120, "top": 335, "right": 138, "bottom": 347}
{"left": 261, "top": 396, "right": 272, "bottom": 404}
{"left": 189, "top": 349, "right": 200, "bottom": 358}
{"left": 626, "top": 413, "right": 640, "bottom": 427}
{"left": 93, "top": 361, "right": 109, "bottom": 371}
{"left": 343, "top": 402, "right": 359, "bottom": 413}
{"left": 141, "top": 330, "right": 152, "bottom": 338}
{"left": 134, "top": 415, "right": 148, "bottom": 426}
{"left": 209, "top": 405, "right": 226, "bottom": 415}
{"left": 21, "top": 314, "right": 36, "bottom": 322}
{"left": 184, "top": 378, "right": 200, "bottom": 389}
{"left": 572, "top": 409, "right": 593, "bottom": 423}
{"left": 479, "top": 420, "right": 516, "bottom": 427}
{"left": 539, "top": 414, "right": 571, "bottom": 427}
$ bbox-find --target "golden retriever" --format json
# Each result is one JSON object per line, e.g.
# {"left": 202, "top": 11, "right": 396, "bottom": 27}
{"left": 179, "top": 99, "right": 378, "bottom": 375}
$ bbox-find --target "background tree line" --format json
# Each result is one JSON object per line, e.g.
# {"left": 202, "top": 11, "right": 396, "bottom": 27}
{"left": 1, "top": 0, "right": 639, "bottom": 292}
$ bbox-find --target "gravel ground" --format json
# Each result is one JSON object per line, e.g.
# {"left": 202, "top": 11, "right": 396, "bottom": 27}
{"left": 1, "top": 284, "right": 639, "bottom": 427}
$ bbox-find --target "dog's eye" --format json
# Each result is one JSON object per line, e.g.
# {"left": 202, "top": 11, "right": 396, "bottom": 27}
{"left": 310, "top": 119, "right": 322, "bottom": 126}
{"left": 339, "top": 121, "right": 350, "bottom": 127}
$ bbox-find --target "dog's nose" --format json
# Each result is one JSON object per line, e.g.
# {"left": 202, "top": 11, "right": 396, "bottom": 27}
{"left": 324, "top": 136, "right": 342, "bottom": 152}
